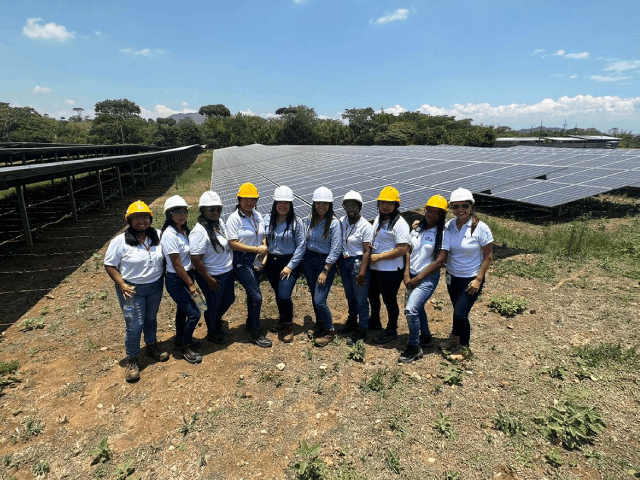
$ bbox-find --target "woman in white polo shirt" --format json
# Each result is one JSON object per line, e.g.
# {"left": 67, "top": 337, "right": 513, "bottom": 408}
{"left": 369, "top": 186, "right": 410, "bottom": 345}
{"left": 104, "top": 200, "right": 168, "bottom": 383}
{"left": 400, "top": 194, "right": 450, "bottom": 364}
{"left": 190, "top": 191, "right": 235, "bottom": 346}
{"left": 226, "top": 182, "right": 271, "bottom": 348}
{"left": 442, "top": 188, "right": 493, "bottom": 357}
{"left": 161, "top": 195, "right": 203, "bottom": 365}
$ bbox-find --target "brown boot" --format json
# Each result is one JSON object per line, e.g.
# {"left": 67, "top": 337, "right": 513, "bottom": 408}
{"left": 439, "top": 335, "right": 461, "bottom": 349}
{"left": 283, "top": 323, "right": 294, "bottom": 343}
{"left": 125, "top": 357, "right": 140, "bottom": 383}
{"left": 314, "top": 329, "right": 335, "bottom": 347}
{"left": 146, "top": 342, "right": 169, "bottom": 362}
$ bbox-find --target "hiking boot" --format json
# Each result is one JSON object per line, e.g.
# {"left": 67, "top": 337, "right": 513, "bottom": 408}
{"left": 125, "top": 357, "right": 140, "bottom": 383}
{"left": 439, "top": 335, "right": 460, "bottom": 350}
{"left": 398, "top": 345, "right": 424, "bottom": 364}
{"left": 346, "top": 327, "right": 367, "bottom": 346}
{"left": 368, "top": 318, "right": 383, "bottom": 330}
{"left": 282, "top": 323, "right": 294, "bottom": 343}
{"left": 373, "top": 329, "right": 398, "bottom": 344}
{"left": 146, "top": 342, "right": 169, "bottom": 362}
{"left": 308, "top": 321, "right": 324, "bottom": 338}
{"left": 338, "top": 318, "right": 357, "bottom": 334}
{"left": 205, "top": 331, "right": 226, "bottom": 345}
{"left": 174, "top": 338, "right": 202, "bottom": 351}
{"left": 419, "top": 334, "right": 434, "bottom": 348}
{"left": 314, "top": 329, "right": 336, "bottom": 347}
{"left": 249, "top": 329, "right": 272, "bottom": 348}
{"left": 181, "top": 347, "right": 202, "bottom": 364}
{"left": 270, "top": 320, "right": 285, "bottom": 333}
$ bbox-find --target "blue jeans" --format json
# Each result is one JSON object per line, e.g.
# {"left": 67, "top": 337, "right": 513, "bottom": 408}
{"left": 265, "top": 254, "right": 300, "bottom": 324}
{"left": 165, "top": 271, "right": 201, "bottom": 345}
{"left": 368, "top": 268, "right": 404, "bottom": 332}
{"left": 115, "top": 277, "right": 163, "bottom": 358}
{"left": 446, "top": 274, "right": 484, "bottom": 347}
{"left": 233, "top": 251, "right": 263, "bottom": 331}
{"left": 304, "top": 250, "right": 337, "bottom": 330}
{"left": 338, "top": 256, "right": 370, "bottom": 329}
{"left": 405, "top": 272, "right": 440, "bottom": 346}
{"left": 195, "top": 270, "right": 235, "bottom": 335}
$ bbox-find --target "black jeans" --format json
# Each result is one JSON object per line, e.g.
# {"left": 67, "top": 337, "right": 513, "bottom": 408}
{"left": 368, "top": 267, "right": 404, "bottom": 332}
{"left": 264, "top": 254, "right": 299, "bottom": 324}
{"left": 446, "top": 274, "right": 484, "bottom": 347}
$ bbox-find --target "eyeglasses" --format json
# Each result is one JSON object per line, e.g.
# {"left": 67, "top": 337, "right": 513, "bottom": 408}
{"left": 451, "top": 203, "right": 470, "bottom": 210}
{"left": 206, "top": 206, "right": 223, "bottom": 213}
{"left": 130, "top": 215, "right": 151, "bottom": 221}
{"left": 171, "top": 209, "right": 189, "bottom": 216}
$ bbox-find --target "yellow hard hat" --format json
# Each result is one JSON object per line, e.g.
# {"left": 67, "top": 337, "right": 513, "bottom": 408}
{"left": 237, "top": 182, "right": 259, "bottom": 198}
{"left": 425, "top": 194, "right": 448, "bottom": 211}
{"left": 125, "top": 200, "right": 153, "bottom": 220}
{"left": 377, "top": 186, "right": 401, "bottom": 204}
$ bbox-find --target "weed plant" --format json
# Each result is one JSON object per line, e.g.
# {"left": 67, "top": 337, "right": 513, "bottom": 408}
{"left": 20, "top": 317, "right": 45, "bottom": 331}
{"left": 572, "top": 342, "right": 638, "bottom": 368}
{"left": 0, "top": 360, "right": 18, "bottom": 375}
{"left": 293, "top": 440, "right": 328, "bottom": 480}
{"left": 489, "top": 295, "right": 528, "bottom": 317}
{"left": 383, "top": 450, "right": 401, "bottom": 474}
{"left": 89, "top": 437, "right": 111, "bottom": 465}
{"left": 348, "top": 340, "right": 366, "bottom": 362}
{"left": 434, "top": 413, "right": 456, "bottom": 438}
{"left": 534, "top": 400, "right": 605, "bottom": 450}
{"left": 31, "top": 460, "right": 50, "bottom": 476}
{"left": 493, "top": 411, "right": 527, "bottom": 437}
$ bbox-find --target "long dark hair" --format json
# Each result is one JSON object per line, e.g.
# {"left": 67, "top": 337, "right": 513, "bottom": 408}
{"left": 377, "top": 201, "right": 401, "bottom": 231}
{"left": 310, "top": 202, "right": 334, "bottom": 239}
{"left": 268, "top": 201, "right": 295, "bottom": 241}
{"left": 161, "top": 210, "right": 191, "bottom": 235}
{"left": 417, "top": 209, "right": 446, "bottom": 260}
{"left": 197, "top": 207, "right": 225, "bottom": 253}
{"left": 124, "top": 222, "right": 160, "bottom": 247}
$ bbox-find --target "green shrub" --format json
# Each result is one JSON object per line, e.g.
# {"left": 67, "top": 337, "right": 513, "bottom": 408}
{"left": 493, "top": 410, "right": 527, "bottom": 437}
{"left": 293, "top": 440, "right": 327, "bottom": 480}
{"left": 0, "top": 360, "right": 19, "bottom": 375}
{"left": 348, "top": 340, "right": 366, "bottom": 362}
{"left": 489, "top": 294, "right": 528, "bottom": 317}
{"left": 534, "top": 401, "right": 605, "bottom": 450}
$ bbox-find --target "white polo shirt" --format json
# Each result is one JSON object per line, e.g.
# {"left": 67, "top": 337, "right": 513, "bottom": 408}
{"left": 370, "top": 215, "right": 410, "bottom": 271}
{"left": 226, "top": 209, "right": 265, "bottom": 246}
{"left": 161, "top": 226, "right": 193, "bottom": 273}
{"left": 189, "top": 222, "right": 233, "bottom": 276}
{"left": 408, "top": 226, "right": 450, "bottom": 275}
{"left": 445, "top": 218, "right": 493, "bottom": 277}
{"left": 340, "top": 215, "right": 373, "bottom": 258}
{"left": 104, "top": 229, "right": 164, "bottom": 284}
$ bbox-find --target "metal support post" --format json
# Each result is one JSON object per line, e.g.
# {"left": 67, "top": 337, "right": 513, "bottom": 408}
{"left": 16, "top": 185, "right": 33, "bottom": 246}
{"left": 116, "top": 166, "right": 124, "bottom": 198}
{"left": 67, "top": 176, "right": 78, "bottom": 221}
{"left": 96, "top": 170, "right": 106, "bottom": 209}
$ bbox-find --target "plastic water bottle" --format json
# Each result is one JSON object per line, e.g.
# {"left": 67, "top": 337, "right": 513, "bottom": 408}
{"left": 253, "top": 254, "right": 265, "bottom": 270}
{"left": 192, "top": 292, "right": 208, "bottom": 312}
{"left": 122, "top": 296, "right": 135, "bottom": 321}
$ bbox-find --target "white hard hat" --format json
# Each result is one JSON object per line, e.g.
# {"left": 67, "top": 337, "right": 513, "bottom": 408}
{"left": 164, "top": 195, "right": 190, "bottom": 213}
{"left": 312, "top": 186, "right": 333, "bottom": 203}
{"left": 274, "top": 185, "right": 294, "bottom": 202}
{"left": 342, "top": 190, "right": 363, "bottom": 206}
{"left": 199, "top": 191, "right": 222, "bottom": 208}
{"left": 449, "top": 188, "right": 474, "bottom": 204}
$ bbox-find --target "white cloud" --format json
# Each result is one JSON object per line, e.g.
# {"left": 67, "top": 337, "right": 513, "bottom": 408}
{"left": 383, "top": 105, "right": 408, "bottom": 115}
{"left": 140, "top": 105, "right": 196, "bottom": 119}
{"left": 554, "top": 49, "right": 565, "bottom": 56}
{"left": 64, "top": 99, "right": 76, "bottom": 105}
{"left": 604, "top": 60, "right": 640, "bottom": 72}
{"left": 531, "top": 49, "right": 545, "bottom": 55}
{"left": 120, "top": 48, "right": 165, "bottom": 57}
{"left": 564, "top": 52, "right": 589, "bottom": 59}
{"left": 590, "top": 75, "right": 631, "bottom": 82}
{"left": 238, "top": 108, "right": 279, "bottom": 119}
{"left": 416, "top": 95, "right": 640, "bottom": 124}
{"left": 372, "top": 8, "right": 410, "bottom": 25}
{"left": 294, "top": 0, "right": 306, "bottom": 3}
{"left": 569, "top": 75, "right": 578, "bottom": 79}
{"left": 93, "top": 30, "right": 102, "bottom": 36}
{"left": 32, "top": 86, "right": 52, "bottom": 93}
{"left": 23, "top": 18, "right": 75, "bottom": 41}
{"left": 181, "top": 101, "right": 189, "bottom": 107}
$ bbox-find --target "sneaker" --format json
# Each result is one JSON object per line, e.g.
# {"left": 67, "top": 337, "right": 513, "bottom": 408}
{"left": 338, "top": 319, "right": 357, "bottom": 334}
{"left": 282, "top": 323, "right": 294, "bottom": 343}
{"left": 419, "top": 334, "right": 434, "bottom": 348}
{"left": 373, "top": 329, "right": 398, "bottom": 344}
{"left": 249, "top": 329, "right": 272, "bottom": 348}
{"left": 125, "top": 357, "right": 140, "bottom": 383}
{"left": 346, "top": 327, "right": 367, "bottom": 346}
{"left": 146, "top": 342, "right": 169, "bottom": 362}
{"left": 314, "top": 329, "right": 335, "bottom": 347}
{"left": 439, "top": 335, "right": 461, "bottom": 350}
{"left": 181, "top": 347, "right": 203, "bottom": 364}
{"left": 398, "top": 345, "right": 424, "bottom": 364}
{"left": 205, "top": 331, "right": 227, "bottom": 345}
{"left": 368, "top": 318, "right": 383, "bottom": 330}
{"left": 174, "top": 338, "right": 202, "bottom": 351}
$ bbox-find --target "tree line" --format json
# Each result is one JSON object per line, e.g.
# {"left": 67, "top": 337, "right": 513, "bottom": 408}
{"left": 2, "top": 99, "right": 638, "bottom": 148}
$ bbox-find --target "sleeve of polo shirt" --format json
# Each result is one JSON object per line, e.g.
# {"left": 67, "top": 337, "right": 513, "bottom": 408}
{"left": 441, "top": 229, "right": 451, "bottom": 251}
{"left": 161, "top": 229, "right": 180, "bottom": 255}
{"left": 103, "top": 235, "right": 123, "bottom": 267}
{"left": 225, "top": 213, "right": 241, "bottom": 241}
{"left": 288, "top": 217, "right": 306, "bottom": 270}
{"left": 189, "top": 228, "right": 207, "bottom": 256}
{"left": 326, "top": 218, "right": 342, "bottom": 265}
{"left": 393, "top": 218, "right": 411, "bottom": 244}
{"left": 477, "top": 221, "right": 494, "bottom": 246}
{"left": 362, "top": 221, "right": 374, "bottom": 244}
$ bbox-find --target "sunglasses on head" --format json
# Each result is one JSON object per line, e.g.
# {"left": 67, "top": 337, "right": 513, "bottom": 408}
{"left": 451, "top": 203, "right": 470, "bottom": 210}
{"left": 206, "top": 206, "right": 223, "bottom": 213}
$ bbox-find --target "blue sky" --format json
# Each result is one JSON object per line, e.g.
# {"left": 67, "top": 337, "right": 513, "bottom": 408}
{"left": 2, "top": 0, "right": 640, "bottom": 131}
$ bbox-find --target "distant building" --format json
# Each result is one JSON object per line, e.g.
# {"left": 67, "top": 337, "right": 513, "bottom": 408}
{"left": 495, "top": 135, "right": 619, "bottom": 149}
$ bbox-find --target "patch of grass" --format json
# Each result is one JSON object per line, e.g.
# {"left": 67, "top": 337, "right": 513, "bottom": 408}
{"left": 293, "top": 440, "right": 328, "bottom": 480}
{"left": 534, "top": 400, "right": 606, "bottom": 450}
{"left": 31, "top": 460, "right": 50, "bottom": 476}
{"left": 492, "top": 257, "right": 557, "bottom": 281}
{"left": 89, "top": 437, "right": 111, "bottom": 465}
{"left": 383, "top": 450, "right": 400, "bottom": 474}
{"left": 348, "top": 340, "right": 366, "bottom": 362}
{"left": 0, "top": 360, "right": 19, "bottom": 374}
{"left": 24, "top": 417, "right": 44, "bottom": 437}
{"left": 388, "top": 405, "right": 410, "bottom": 439}
{"left": 361, "top": 368, "right": 400, "bottom": 396}
{"left": 489, "top": 294, "right": 528, "bottom": 317}
{"left": 493, "top": 410, "right": 527, "bottom": 437}
{"left": 259, "top": 371, "right": 284, "bottom": 387}
{"left": 180, "top": 413, "right": 199, "bottom": 436}
{"left": 572, "top": 342, "right": 638, "bottom": 368}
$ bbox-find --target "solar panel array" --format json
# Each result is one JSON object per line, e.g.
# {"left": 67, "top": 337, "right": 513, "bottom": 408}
{"left": 211, "top": 145, "right": 640, "bottom": 217}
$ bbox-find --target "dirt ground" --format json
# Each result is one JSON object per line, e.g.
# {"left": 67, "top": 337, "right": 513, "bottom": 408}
{"left": 1, "top": 161, "right": 639, "bottom": 479}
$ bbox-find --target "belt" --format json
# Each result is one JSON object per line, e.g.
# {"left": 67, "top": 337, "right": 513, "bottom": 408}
{"left": 271, "top": 253, "right": 293, "bottom": 259}
{"left": 306, "top": 250, "right": 328, "bottom": 258}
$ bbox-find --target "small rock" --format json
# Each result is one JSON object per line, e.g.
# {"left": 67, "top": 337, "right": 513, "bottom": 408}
{"left": 45, "top": 294, "right": 55, "bottom": 299}
{"left": 449, "top": 354, "right": 464, "bottom": 361}
{"left": 244, "top": 392, "right": 252, "bottom": 398}
{"left": 506, "top": 325, "right": 514, "bottom": 330}
{"left": 239, "top": 374, "right": 245, "bottom": 380}
{"left": 428, "top": 457, "right": 436, "bottom": 463}
{"left": 100, "top": 346, "right": 108, "bottom": 351}
{"left": 267, "top": 401, "right": 274, "bottom": 407}
{"left": 276, "top": 363, "right": 285, "bottom": 371}
{"left": 410, "top": 372, "right": 421, "bottom": 381}
{"left": 319, "top": 364, "right": 327, "bottom": 370}
{"left": 465, "top": 370, "right": 473, "bottom": 375}
{"left": 97, "top": 403, "right": 103, "bottom": 409}
{"left": 529, "top": 309, "right": 536, "bottom": 314}
{"left": 168, "top": 445, "right": 175, "bottom": 451}
{"left": 260, "top": 429, "right": 267, "bottom": 435}
{"left": 316, "top": 413, "right": 322, "bottom": 419}
{"left": 58, "top": 415, "right": 68, "bottom": 424}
